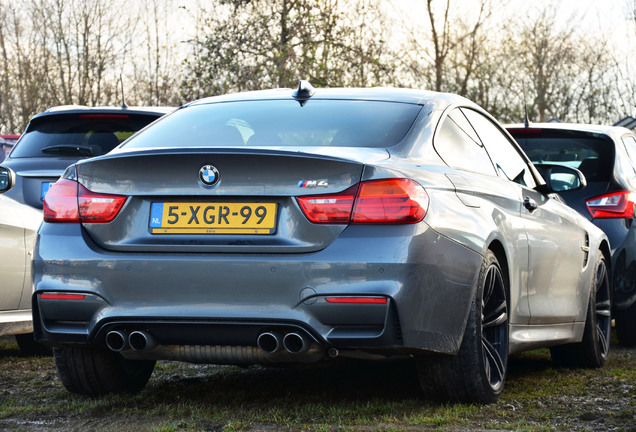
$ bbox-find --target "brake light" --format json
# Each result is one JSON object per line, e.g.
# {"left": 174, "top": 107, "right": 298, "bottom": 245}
{"left": 296, "top": 184, "right": 358, "bottom": 224}
{"left": 79, "top": 114, "right": 129, "bottom": 120}
{"left": 296, "top": 179, "right": 428, "bottom": 224}
{"left": 43, "top": 179, "right": 127, "bottom": 223}
{"left": 352, "top": 179, "right": 428, "bottom": 224}
{"left": 586, "top": 191, "right": 635, "bottom": 219}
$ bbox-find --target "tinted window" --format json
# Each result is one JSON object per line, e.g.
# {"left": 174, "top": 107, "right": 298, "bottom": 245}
{"left": 121, "top": 100, "right": 422, "bottom": 150}
{"left": 435, "top": 109, "right": 496, "bottom": 176}
{"left": 463, "top": 109, "right": 535, "bottom": 187}
{"left": 11, "top": 113, "right": 161, "bottom": 158}
{"left": 509, "top": 129, "right": 614, "bottom": 182}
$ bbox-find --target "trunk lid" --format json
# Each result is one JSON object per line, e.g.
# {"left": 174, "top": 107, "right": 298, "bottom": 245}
{"left": 77, "top": 148, "right": 387, "bottom": 253}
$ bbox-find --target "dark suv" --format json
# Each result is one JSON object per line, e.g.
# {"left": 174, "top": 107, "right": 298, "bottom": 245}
{"left": 508, "top": 123, "right": 636, "bottom": 346}
{"left": 2, "top": 105, "right": 173, "bottom": 210}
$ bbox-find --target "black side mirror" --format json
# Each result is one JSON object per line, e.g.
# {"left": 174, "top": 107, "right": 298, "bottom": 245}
{"left": 534, "top": 163, "right": 587, "bottom": 193}
{"left": 0, "top": 166, "right": 15, "bottom": 193}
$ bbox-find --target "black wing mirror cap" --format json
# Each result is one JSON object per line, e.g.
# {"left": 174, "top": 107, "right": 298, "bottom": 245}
{"left": 0, "top": 166, "right": 15, "bottom": 193}
{"left": 534, "top": 163, "right": 587, "bottom": 193}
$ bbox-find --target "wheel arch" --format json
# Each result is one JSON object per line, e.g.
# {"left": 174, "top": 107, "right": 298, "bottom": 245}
{"left": 487, "top": 240, "right": 511, "bottom": 298}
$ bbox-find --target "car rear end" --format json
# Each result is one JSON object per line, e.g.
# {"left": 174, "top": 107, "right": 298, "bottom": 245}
{"left": 32, "top": 94, "right": 483, "bottom": 368}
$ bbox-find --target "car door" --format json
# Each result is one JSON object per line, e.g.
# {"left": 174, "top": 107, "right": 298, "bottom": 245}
{"left": 463, "top": 108, "right": 588, "bottom": 324}
{"left": 0, "top": 195, "right": 28, "bottom": 311}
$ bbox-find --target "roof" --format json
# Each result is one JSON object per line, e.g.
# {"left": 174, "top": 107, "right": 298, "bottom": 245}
{"left": 186, "top": 86, "right": 473, "bottom": 108}
{"left": 506, "top": 122, "right": 635, "bottom": 141}
{"left": 32, "top": 105, "right": 175, "bottom": 120}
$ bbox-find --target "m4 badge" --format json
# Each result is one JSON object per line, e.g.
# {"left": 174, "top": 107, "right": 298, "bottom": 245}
{"left": 297, "top": 180, "right": 328, "bottom": 188}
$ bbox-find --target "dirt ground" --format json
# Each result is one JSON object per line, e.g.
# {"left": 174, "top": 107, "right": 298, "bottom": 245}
{"left": 0, "top": 335, "right": 635, "bottom": 432}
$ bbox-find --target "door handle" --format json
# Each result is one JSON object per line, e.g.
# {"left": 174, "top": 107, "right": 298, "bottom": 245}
{"left": 523, "top": 196, "right": 538, "bottom": 212}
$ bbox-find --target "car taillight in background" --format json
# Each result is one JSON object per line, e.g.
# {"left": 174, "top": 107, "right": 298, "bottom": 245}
{"left": 43, "top": 179, "right": 127, "bottom": 223}
{"left": 297, "top": 179, "right": 429, "bottom": 224}
{"left": 586, "top": 191, "right": 636, "bottom": 219}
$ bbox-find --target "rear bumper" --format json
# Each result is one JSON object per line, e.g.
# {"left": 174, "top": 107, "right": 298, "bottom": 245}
{"left": 32, "top": 222, "right": 482, "bottom": 359}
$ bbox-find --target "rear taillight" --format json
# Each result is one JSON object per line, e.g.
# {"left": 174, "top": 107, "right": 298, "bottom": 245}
{"left": 296, "top": 179, "right": 428, "bottom": 224}
{"left": 43, "top": 179, "right": 127, "bottom": 223}
{"left": 586, "top": 191, "right": 635, "bottom": 219}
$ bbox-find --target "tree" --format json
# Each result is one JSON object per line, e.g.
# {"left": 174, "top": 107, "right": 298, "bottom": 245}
{"left": 180, "top": 0, "right": 398, "bottom": 100}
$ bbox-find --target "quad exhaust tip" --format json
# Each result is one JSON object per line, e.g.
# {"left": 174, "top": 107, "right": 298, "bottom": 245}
{"left": 105, "top": 330, "right": 128, "bottom": 352}
{"left": 257, "top": 331, "right": 311, "bottom": 354}
{"left": 257, "top": 332, "right": 282, "bottom": 354}
{"left": 283, "top": 332, "right": 309, "bottom": 354}
{"left": 128, "top": 330, "right": 156, "bottom": 351}
{"left": 106, "top": 330, "right": 157, "bottom": 352}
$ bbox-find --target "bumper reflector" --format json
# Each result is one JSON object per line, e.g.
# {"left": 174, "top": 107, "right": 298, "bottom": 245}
{"left": 40, "top": 293, "right": 87, "bottom": 300}
{"left": 325, "top": 297, "right": 387, "bottom": 304}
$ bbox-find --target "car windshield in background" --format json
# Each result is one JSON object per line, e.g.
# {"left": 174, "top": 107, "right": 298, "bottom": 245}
{"left": 10, "top": 113, "right": 161, "bottom": 158}
{"left": 512, "top": 130, "right": 614, "bottom": 182}
{"left": 121, "top": 100, "right": 422, "bottom": 150}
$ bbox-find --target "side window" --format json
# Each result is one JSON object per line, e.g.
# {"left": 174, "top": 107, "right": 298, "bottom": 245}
{"left": 462, "top": 108, "right": 536, "bottom": 188}
{"left": 434, "top": 108, "right": 497, "bottom": 176}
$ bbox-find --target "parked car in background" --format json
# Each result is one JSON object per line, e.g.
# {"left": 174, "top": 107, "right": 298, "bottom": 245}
{"left": 1, "top": 105, "right": 173, "bottom": 210}
{"left": 0, "top": 168, "right": 45, "bottom": 354}
{"left": 32, "top": 85, "right": 611, "bottom": 403}
{"left": 508, "top": 123, "right": 636, "bottom": 346}
{"left": 0, "top": 105, "right": 172, "bottom": 354}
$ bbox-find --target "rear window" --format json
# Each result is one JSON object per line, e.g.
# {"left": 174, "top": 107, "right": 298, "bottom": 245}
{"left": 121, "top": 100, "right": 422, "bottom": 150}
{"left": 509, "top": 129, "right": 614, "bottom": 182}
{"left": 10, "top": 113, "right": 162, "bottom": 158}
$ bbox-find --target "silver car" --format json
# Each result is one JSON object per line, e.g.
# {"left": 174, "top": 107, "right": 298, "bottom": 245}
{"left": 27, "top": 85, "right": 611, "bottom": 403}
{"left": 0, "top": 169, "right": 43, "bottom": 353}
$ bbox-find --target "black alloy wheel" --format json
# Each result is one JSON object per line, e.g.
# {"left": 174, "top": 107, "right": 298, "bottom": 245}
{"left": 481, "top": 256, "right": 509, "bottom": 392}
{"left": 416, "top": 250, "right": 509, "bottom": 403}
{"left": 551, "top": 253, "right": 611, "bottom": 368}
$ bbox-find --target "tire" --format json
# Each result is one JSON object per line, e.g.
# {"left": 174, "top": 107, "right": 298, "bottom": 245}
{"left": 416, "top": 250, "right": 509, "bottom": 403}
{"left": 15, "top": 333, "right": 52, "bottom": 356}
{"left": 551, "top": 253, "right": 611, "bottom": 368}
{"left": 615, "top": 300, "right": 636, "bottom": 346}
{"left": 54, "top": 345, "right": 155, "bottom": 396}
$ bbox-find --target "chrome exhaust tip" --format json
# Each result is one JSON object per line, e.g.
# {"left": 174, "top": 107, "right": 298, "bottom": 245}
{"left": 257, "top": 332, "right": 282, "bottom": 354}
{"left": 283, "top": 332, "right": 309, "bottom": 354}
{"left": 105, "top": 330, "right": 128, "bottom": 352}
{"left": 128, "top": 330, "right": 156, "bottom": 352}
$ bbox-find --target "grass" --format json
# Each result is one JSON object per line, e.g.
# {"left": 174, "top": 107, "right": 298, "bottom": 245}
{"left": 0, "top": 336, "right": 634, "bottom": 431}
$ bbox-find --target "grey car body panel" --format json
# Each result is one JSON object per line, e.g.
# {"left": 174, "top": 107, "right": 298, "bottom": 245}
{"left": 32, "top": 89, "right": 608, "bottom": 361}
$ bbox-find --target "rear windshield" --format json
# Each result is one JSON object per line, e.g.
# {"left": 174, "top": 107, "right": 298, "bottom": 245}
{"left": 10, "top": 113, "right": 162, "bottom": 158}
{"left": 121, "top": 100, "right": 422, "bottom": 150}
{"left": 510, "top": 129, "right": 614, "bottom": 182}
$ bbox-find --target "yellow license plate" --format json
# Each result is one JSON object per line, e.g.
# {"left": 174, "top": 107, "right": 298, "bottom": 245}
{"left": 149, "top": 202, "right": 277, "bottom": 234}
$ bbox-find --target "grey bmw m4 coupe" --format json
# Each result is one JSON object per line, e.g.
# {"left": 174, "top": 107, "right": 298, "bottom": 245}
{"left": 28, "top": 84, "right": 611, "bottom": 403}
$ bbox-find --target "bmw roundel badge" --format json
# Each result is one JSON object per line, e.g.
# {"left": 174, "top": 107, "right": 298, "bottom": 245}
{"left": 199, "top": 165, "right": 220, "bottom": 187}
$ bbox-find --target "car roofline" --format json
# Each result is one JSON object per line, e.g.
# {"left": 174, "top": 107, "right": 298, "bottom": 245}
{"left": 32, "top": 105, "right": 175, "bottom": 120}
{"left": 184, "top": 87, "right": 470, "bottom": 107}
{"left": 505, "top": 122, "right": 634, "bottom": 138}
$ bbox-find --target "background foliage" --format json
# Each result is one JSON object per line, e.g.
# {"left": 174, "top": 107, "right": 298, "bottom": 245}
{"left": 1, "top": 0, "right": 635, "bottom": 133}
